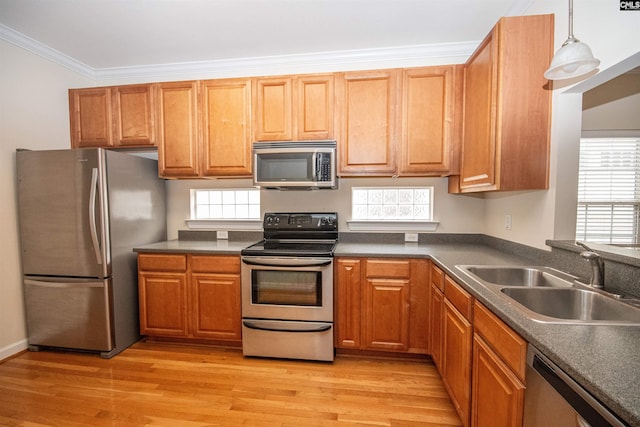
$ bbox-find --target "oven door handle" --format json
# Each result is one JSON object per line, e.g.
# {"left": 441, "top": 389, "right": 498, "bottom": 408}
{"left": 241, "top": 257, "right": 332, "bottom": 268}
{"left": 243, "top": 320, "right": 332, "bottom": 333}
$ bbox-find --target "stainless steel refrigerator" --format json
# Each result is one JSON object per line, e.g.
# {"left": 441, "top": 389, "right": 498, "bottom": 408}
{"left": 16, "top": 148, "right": 166, "bottom": 358}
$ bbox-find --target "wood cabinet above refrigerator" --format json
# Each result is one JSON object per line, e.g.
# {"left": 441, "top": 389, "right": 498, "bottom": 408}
{"left": 69, "top": 84, "right": 156, "bottom": 149}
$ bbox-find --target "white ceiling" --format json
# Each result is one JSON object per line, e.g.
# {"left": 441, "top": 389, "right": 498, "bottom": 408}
{"left": 1, "top": 0, "right": 529, "bottom": 73}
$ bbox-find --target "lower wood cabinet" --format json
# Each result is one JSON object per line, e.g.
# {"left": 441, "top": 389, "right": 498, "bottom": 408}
{"left": 335, "top": 257, "right": 429, "bottom": 354}
{"left": 471, "top": 302, "right": 526, "bottom": 427}
{"left": 137, "top": 253, "right": 241, "bottom": 344}
{"left": 429, "top": 263, "right": 445, "bottom": 372}
{"left": 442, "top": 275, "right": 473, "bottom": 427}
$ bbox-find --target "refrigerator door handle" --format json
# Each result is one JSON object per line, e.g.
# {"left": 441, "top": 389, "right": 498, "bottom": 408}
{"left": 89, "top": 167, "right": 103, "bottom": 265}
{"left": 24, "top": 278, "right": 105, "bottom": 288}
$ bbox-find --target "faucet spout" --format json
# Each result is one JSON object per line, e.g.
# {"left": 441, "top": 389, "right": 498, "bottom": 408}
{"left": 575, "top": 241, "right": 605, "bottom": 289}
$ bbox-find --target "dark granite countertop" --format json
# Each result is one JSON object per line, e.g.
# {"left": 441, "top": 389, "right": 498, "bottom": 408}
{"left": 133, "top": 239, "right": 257, "bottom": 254}
{"left": 134, "top": 238, "right": 640, "bottom": 426}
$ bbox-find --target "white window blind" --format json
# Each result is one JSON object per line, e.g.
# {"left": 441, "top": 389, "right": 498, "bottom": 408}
{"left": 576, "top": 138, "right": 640, "bottom": 245}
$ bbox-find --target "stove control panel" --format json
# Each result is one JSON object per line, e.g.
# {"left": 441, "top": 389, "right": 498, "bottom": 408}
{"left": 263, "top": 212, "right": 338, "bottom": 231}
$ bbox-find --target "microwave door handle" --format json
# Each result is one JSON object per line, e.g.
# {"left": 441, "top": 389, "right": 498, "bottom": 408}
{"left": 312, "top": 152, "right": 319, "bottom": 180}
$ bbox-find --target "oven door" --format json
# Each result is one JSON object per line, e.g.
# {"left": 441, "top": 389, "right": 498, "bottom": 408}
{"left": 241, "top": 256, "right": 333, "bottom": 322}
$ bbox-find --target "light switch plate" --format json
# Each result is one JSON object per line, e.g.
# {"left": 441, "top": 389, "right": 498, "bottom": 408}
{"left": 217, "top": 230, "right": 229, "bottom": 240}
{"left": 404, "top": 233, "right": 419, "bottom": 242}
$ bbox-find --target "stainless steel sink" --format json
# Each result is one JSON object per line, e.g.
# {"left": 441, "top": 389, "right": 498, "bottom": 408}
{"left": 500, "top": 287, "right": 640, "bottom": 325}
{"left": 457, "top": 265, "right": 576, "bottom": 288}
{"left": 456, "top": 264, "right": 640, "bottom": 325}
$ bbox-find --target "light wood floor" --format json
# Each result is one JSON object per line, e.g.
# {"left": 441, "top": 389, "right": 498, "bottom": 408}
{"left": 0, "top": 341, "right": 462, "bottom": 426}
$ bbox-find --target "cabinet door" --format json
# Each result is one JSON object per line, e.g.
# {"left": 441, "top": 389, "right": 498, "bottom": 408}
{"left": 156, "top": 81, "right": 200, "bottom": 177}
{"left": 296, "top": 74, "right": 334, "bottom": 140}
{"left": 112, "top": 84, "right": 156, "bottom": 147}
{"left": 337, "top": 70, "right": 398, "bottom": 176}
{"left": 334, "top": 258, "right": 362, "bottom": 349}
{"left": 201, "top": 79, "right": 252, "bottom": 176}
{"left": 190, "top": 273, "right": 242, "bottom": 342}
{"left": 471, "top": 335, "right": 525, "bottom": 427}
{"left": 408, "top": 259, "right": 429, "bottom": 354}
{"left": 430, "top": 283, "right": 444, "bottom": 371}
{"left": 400, "top": 66, "right": 459, "bottom": 175}
{"left": 138, "top": 272, "right": 188, "bottom": 337}
{"left": 443, "top": 299, "right": 473, "bottom": 427}
{"left": 254, "top": 77, "right": 292, "bottom": 141}
{"left": 363, "top": 277, "right": 410, "bottom": 351}
{"left": 69, "top": 87, "right": 113, "bottom": 148}
{"left": 460, "top": 33, "right": 496, "bottom": 190}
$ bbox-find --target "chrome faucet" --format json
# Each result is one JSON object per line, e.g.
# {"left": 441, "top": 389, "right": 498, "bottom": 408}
{"left": 576, "top": 241, "right": 605, "bottom": 289}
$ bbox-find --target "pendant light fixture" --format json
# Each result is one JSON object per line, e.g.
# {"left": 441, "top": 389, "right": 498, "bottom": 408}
{"left": 544, "top": 0, "right": 599, "bottom": 80}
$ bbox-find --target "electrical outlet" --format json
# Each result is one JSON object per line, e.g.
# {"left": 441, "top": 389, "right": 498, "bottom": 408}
{"left": 504, "top": 215, "right": 512, "bottom": 230}
{"left": 216, "top": 230, "right": 229, "bottom": 240}
{"left": 404, "top": 233, "right": 419, "bottom": 242}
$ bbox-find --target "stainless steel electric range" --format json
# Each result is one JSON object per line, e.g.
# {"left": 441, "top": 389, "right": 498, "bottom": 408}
{"left": 240, "top": 212, "right": 338, "bottom": 362}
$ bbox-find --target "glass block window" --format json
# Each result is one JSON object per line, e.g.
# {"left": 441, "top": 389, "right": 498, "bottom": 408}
{"left": 192, "top": 188, "right": 260, "bottom": 220}
{"left": 576, "top": 138, "right": 640, "bottom": 245}
{"left": 352, "top": 187, "right": 433, "bottom": 221}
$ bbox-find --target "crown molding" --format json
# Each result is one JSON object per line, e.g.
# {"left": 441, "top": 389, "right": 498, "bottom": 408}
{"left": 2, "top": 23, "right": 478, "bottom": 84}
{"left": 94, "top": 42, "right": 478, "bottom": 84}
{"left": 0, "top": 24, "right": 95, "bottom": 79}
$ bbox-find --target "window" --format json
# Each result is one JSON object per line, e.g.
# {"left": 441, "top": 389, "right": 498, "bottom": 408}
{"left": 576, "top": 138, "right": 640, "bottom": 245}
{"left": 351, "top": 187, "right": 433, "bottom": 221}
{"left": 191, "top": 188, "right": 260, "bottom": 220}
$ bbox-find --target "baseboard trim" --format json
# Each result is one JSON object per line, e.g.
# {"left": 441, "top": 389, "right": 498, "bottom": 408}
{"left": 0, "top": 339, "right": 29, "bottom": 362}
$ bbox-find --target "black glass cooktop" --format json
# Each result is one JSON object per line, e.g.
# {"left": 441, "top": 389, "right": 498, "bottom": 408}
{"left": 241, "top": 240, "right": 336, "bottom": 257}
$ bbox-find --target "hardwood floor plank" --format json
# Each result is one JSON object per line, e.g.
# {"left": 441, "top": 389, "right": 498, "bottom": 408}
{"left": 0, "top": 341, "right": 462, "bottom": 426}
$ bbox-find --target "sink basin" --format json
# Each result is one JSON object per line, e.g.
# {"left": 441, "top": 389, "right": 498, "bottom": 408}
{"left": 500, "top": 287, "right": 640, "bottom": 325}
{"left": 457, "top": 265, "right": 575, "bottom": 288}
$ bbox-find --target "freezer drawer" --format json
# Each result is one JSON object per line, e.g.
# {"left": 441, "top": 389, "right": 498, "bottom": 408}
{"left": 24, "top": 277, "right": 114, "bottom": 352}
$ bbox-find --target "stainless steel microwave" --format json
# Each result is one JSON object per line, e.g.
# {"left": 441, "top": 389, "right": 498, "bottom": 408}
{"left": 253, "top": 140, "right": 337, "bottom": 190}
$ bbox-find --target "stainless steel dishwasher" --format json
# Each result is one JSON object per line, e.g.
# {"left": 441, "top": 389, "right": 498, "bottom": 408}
{"left": 524, "top": 345, "right": 628, "bottom": 427}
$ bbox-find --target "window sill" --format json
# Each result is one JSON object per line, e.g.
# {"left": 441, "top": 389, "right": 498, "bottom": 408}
{"left": 185, "top": 219, "right": 263, "bottom": 230}
{"left": 346, "top": 220, "right": 439, "bottom": 232}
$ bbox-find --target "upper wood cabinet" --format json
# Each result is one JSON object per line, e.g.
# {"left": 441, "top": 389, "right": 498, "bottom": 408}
{"left": 69, "top": 87, "right": 112, "bottom": 148}
{"left": 253, "top": 73, "right": 334, "bottom": 141}
{"left": 336, "top": 70, "right": 399, "bottom": 176}
{"left": 455, "top": 14, "right": 553, "bottom": 193}
{"left": 400, "top": 65, "right": 462, "bottom": 176}
{"left": 69, "top": 84, "right": 156, "bottom": 149}
{"left": 112, "top": 85, "right": 156, "bottom": 147}
{"left": 156, "top": 79, "right": 253, "bottom": 178}
{"left": 337, "top": 67, "right": 461, "bottom": 177}
{"left": 156, "top": 81, "right": 200, "bottom": 178}
{"left": 200, "top": 79, "right": 252, "bottom": 176}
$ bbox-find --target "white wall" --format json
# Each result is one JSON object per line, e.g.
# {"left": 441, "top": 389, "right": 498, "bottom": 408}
{"left": 166, "top": 177, "right": 485, "bottom": 239}
{"left": 0, "top": 39, "right": 95, "bottom": 358}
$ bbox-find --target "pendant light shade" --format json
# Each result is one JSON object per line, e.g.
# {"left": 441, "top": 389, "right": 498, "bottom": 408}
{"left": 544, "top": 0, "right": 599, "bottom": 80}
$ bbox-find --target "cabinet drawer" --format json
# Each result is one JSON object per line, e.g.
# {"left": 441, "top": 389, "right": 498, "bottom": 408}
{"left": 138, "top": 253, "right": 187, "bottom": 272}
{"left": 365, "top": 259, "right": 411, "bottom": 278}
{"left": 430, "top": 263, "right": 445, "bottom": 291}
{"left": 190, "top": 255, "right": 240, "bottom": 274}
{"left": 444, "top": 276, "right": 473, "bottom": 321}
{"left": 474, "top": 302, "right": 526, "bottom": 381}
